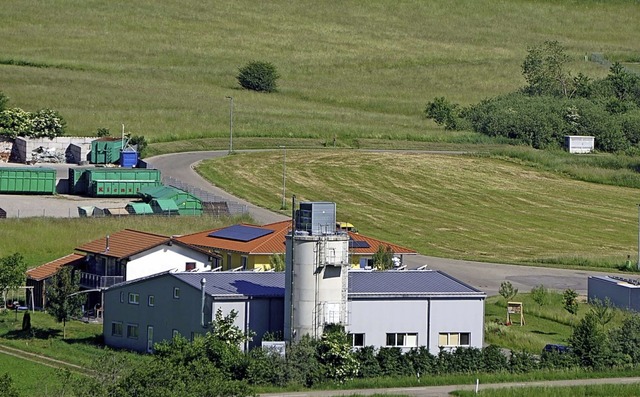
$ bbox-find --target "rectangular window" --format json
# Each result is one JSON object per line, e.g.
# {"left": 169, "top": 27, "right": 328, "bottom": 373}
{"left": 348, "top": 333, "right": 365, "bottom": 347}
{"left": 148, "top": 295, "right": 155, "bottom": 307}
{"left": 439, "top": 332, "right": 471, "bottom": 347}
{"left": 111, "top": 322, "right": 123, "bottom": 337}
{"left": 173, "top": 329, "right": 180, "bottom": 338}
{"left": 385, "top": 333, "right": 418, "bottom": 347}
{"left": 127, "top": 324, "right": 139, "bottom": 339}
{"left": 185, "top": 262, "right": 196, "bottom": 271}
{"left": 173, "top": 287, "right": 180, "bottom": 299}
{"left": 119, "top": 291, "right": 124, "bottom": 303}
{"left": 241, "top": 256, "right": 248, "bottom": 269}
{"left": 128, "top": 293, "right": 139, "bottom": 305}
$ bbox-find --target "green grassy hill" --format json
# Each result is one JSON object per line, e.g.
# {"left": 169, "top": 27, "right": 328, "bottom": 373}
{"left": 2, "top": 0, "right": 637, "bottom": 144}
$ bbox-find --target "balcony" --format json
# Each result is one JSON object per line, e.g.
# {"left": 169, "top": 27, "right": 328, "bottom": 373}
{"left": 80, "top": 272, "right": 124, "bottom": 289}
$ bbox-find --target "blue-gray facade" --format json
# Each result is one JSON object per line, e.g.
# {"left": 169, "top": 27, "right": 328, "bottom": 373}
{"left": 588, "top": 275, "right": 640, "bottom": 312}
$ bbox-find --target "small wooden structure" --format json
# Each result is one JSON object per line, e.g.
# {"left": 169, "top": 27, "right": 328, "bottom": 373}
{"left": 507, "top": 301, "right": 525, "bottom": 326}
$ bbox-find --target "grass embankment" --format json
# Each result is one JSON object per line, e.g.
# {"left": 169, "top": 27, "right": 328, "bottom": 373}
{"left": 2, "top": 0, "right": 635, "bottom": 144}
{"left": 0, "top": 214, "right": 251, "bottom": 267}
{"left": 197, "top": 150, "right": 638, "bottom": 268}
{"left": 454, "top": 383, "right": 640, "bottom": 397}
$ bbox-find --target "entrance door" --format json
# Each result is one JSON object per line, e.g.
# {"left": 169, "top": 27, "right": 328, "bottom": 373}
{"left": 147, "top": 326, "right": 154, "bottom": 353}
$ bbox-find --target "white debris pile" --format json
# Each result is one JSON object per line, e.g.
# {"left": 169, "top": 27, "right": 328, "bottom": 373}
{"left": 0, "top": 139, "right": 12, "bottom": 163}
{"left": 31, "top": 146, "right": 65, "bottom": 163}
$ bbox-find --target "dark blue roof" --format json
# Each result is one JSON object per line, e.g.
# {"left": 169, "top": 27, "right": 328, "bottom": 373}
{"left": 208, "top": 224, "right": 274, "bottom": 242}
{"left": 174, "top": 272, "right": 285, "bottom": 298}
{"left": 348, "top": 270, "right": 483, "bottom": 296}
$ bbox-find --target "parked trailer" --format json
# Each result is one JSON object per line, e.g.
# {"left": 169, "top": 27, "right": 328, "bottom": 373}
{"left": 89, "top": 179, "right": 162, "bottom": 198}
{"left": 68, "top": 167, "right": 94, "bottom": 195}
{"left": 0, "top": 167, "right": 56, "bottom": 195}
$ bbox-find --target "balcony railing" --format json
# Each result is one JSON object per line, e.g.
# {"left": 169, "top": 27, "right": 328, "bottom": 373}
{"left": 80, "top": 272, "right": 124, "bottom": 289}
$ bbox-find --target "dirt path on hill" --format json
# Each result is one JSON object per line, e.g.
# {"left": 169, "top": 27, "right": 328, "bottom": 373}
{"left": 0, "top": 343, "right": 88, "bottom": 374}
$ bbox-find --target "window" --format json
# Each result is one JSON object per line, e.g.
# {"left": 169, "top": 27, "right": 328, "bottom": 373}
{"left": 385, "top": 333, "right": 418, "bottom": 347}
{"left": 241, "top": 256, "right": 248, "bottom": 269}
{"left": 185, "top": 262, "right": 196, "bottom": 271}
{"left": 439, "top": 332, "right": 471, "bottom": 347}
{"left": 348, "top": 333, "right": 365, "bottom": 347}
{"left": 127, "top": 324, "right": 139, "bottom": 339}
{"left": 111, "top": 322, "right": 123, "bottom": 337}
{"left": 173, "top": 287, "right": 180, "bottom": 299}
{"left": 119, "top": 291, "right": 124, "bottom": 303}
{"left": 128, "top": 293, "right": 139, "bottom": 305}
{"left": 172, "top": 329, "right": 180, "bottom": 338}
{"left": 148, "top": 295, "right": 155, "bottom": 306}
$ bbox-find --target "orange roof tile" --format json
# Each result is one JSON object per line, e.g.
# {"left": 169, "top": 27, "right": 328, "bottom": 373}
{"left": 347, "top": 231, "right": 416, "bottom": 255}
{"left": 76, "top": 229, "right": 170, "bottom": 259}
{"left": 176, "top": 221, "right": 291, "bottom": 255}
{"left": 26, "top": 253, "right": 85, "bottom": 281}
{"left": 176, "top": 220, "right": 415, "bottom": 257}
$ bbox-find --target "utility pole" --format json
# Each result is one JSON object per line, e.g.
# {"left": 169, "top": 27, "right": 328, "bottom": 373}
{"left": 280, "top": 146, "right": 286, "bottom": 209}
{"left": 225, "top": 96, "right": 233, "bottom": 154}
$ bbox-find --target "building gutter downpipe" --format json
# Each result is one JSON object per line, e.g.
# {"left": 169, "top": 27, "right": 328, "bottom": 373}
{"left": 201, "top": 277, "right": 207, "bottom": 328}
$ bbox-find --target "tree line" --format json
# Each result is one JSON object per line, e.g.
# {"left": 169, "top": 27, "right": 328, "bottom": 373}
{"left": 426, "top": 41, "right": 640, "bottom": 153}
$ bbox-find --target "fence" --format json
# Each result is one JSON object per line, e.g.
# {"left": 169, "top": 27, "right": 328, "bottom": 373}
{"left": 163, "top": 176, "right": 248, "bottom": 215}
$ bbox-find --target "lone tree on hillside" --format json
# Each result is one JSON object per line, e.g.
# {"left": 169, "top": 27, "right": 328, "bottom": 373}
{"left": 498, "top": 281, "right": 518, "bottom": 302}
{"left": 237, "top": 61, "right": 280, "bottom": 92}
{"left": 46, "top": 267, "right": 84, "bottom": 339}
{"left": 0, "top": 253, "right": 27, "bottom": 311}
{"left": 562, "top": 288, "right": 579, "bottom": 317}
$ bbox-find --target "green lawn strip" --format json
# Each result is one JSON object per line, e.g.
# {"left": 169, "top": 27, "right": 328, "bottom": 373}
{"left": 453, "top": 382, "right": 640, "bottom": 397}
{"left": 1, "top": 1, "right": 634, "bottom": 137}
{"left": 0, "top": 353, "right": 66, "bottom": 396}
{"left": 195, "top": 150, "right": 638, "bottom": 267}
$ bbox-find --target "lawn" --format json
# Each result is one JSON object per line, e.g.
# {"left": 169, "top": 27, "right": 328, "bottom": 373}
{"left": 0, "top": 355, "right": 66, "bottom": 396}
{"left": 196, "top": 150, "right": 639, "bottom": 267}
{"left": 1, "top": 0, "right": 636, "bottom": 144}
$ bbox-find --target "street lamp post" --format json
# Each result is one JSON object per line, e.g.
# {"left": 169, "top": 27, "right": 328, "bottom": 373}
{"left": 225, "top": 96, "right": 234, "bottom": 154}
{"left": 282, "top": 146, "right": 286, "bottom": 209}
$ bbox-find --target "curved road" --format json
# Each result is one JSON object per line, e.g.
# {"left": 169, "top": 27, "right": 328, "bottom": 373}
{"left": 146, "top": 150, "right": 614, "bottom": 297}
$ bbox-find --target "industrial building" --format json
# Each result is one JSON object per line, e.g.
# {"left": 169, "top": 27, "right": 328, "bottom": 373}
{"left": 102, "top": 202, "right": 485, "bottom": 354}
{"left": 588, "top": 275, "right": 640, "bottom": 311}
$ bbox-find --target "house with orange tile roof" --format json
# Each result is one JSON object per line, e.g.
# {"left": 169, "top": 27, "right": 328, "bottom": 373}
{"left": 176, "top": 220, "right": 416, "bottom": 271}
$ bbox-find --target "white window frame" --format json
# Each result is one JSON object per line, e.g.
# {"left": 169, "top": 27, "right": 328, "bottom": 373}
{"left": 127, "top": 323, "right": 139, "bottom": 339}
{"left": 173, "top": 287, "right": 180, "bottom": 299}
{"left": 348, "top": 333, "right": 365, "bottom": 347}
{"left": 111, "top": 322, "right": 123, "bottom": 337}
{"left": 148, "top": 295, "right": 155, "bottom": 307}
{"left": 385, "top": 332, "right": 418, "bottom": 347}
{"left": 438, "top": 332, "right": 471, "bottom": 347}
{"left": 173, "top": 329, "right": 180, "bottom": 339}
{"left": 128, "top": 292, "right": 139, "bottom": 305}
{"left": 119, "top": 291, "right": 124, "bottom": 303}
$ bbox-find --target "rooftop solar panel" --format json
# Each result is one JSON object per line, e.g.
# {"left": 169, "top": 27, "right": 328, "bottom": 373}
{"left": 349, "top": 240, "right": 371, "bottom": 249}
{"left": 208, "top": 224, "right": 274, "bottom": 242}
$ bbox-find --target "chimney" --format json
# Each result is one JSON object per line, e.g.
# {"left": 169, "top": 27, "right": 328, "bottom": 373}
{"left": 200, "top": 277, "right": 207, "bottom": 328}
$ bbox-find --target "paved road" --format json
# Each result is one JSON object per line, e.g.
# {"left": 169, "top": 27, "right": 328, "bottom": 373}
{"left": 259, "top": 377, "right": 640, "bottom": 397}
{"left": 146, "top": 151, "right": 617, "bottom": 296}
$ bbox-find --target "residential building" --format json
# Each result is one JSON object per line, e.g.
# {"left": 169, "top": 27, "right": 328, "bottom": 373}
{"left": 26, "top": 253, "right": 85, "bottom": 309}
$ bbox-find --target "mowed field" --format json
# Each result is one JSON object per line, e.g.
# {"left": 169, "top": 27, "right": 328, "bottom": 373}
{"left": 1, "top": 0, "right": 637, "bottom": 145}
{"left": 198, "top": 150, "right": 638, "bottom": 266}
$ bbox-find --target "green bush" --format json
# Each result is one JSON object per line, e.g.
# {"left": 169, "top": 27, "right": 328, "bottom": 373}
{"left": 237, "top": 61, "right": 280, "bottom": 93}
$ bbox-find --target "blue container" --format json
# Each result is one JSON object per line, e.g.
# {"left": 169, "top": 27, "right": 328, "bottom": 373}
{"left": 120, "top": 150, "right": 138, "bottom": 168}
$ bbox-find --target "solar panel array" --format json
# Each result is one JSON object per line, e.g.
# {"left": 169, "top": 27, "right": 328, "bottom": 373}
{"left": 208, "top": 224, "right": 274, "bottom": 242}
{"left": 349, "top": 240, "right": 371, "bottom": 249}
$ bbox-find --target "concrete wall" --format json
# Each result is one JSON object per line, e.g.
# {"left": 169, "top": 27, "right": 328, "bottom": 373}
{"left": 127, "top": 245, "right": 211, "bottom": 281}
{"left": 347, "top": 297, "right": 484, "bottom": 355}
{"left": 12, "top": 137, "right": 96, "bottom": 164}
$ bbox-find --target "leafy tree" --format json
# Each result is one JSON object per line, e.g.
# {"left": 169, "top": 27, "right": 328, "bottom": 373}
{"left": 269, "top": 253, "right": 285, "bottom": 272}
{"left": 498, "top": 281, "right": 518, "bottom": 302}
{"left": 96, "top": 127, "right": 111, "bottom": 137}
{"left": 590, "top": 298, "right": 614, "bottom": 331}
{"left": 245, "top": 347, "right": 288, "bottom": 387}
{"left": 609, "top": 315, "right": 640, "bottom": 365}
{"left": 237, "top": 61, "right": 280, "bottom": 92}
{"left": 562, "top": 288, "right": 579, "bottom": 317}
{"left": 607, "top": 62, "right": 638, "bottom": 102}
{"left": 372, "top": 245, "right": 394, "bottom": 270}
{"left": 205, "top": 309, "right": 253, "bottom": 378}
{"left": 0, "top": 253, "right": 27, "bottom": 310}
{"left": 568, "top": 311, "right": 608, "bottom": 369}
{"left": 46, "top": 267, "right": 84, "bottom": 339}
{"left": 30, "top": 109, "right": 66, "bottom": 139}
{"left": 285, "top": 335, "right": 322, "bottom": 387}
{"left": 0, "top": 373, "right": 19, "bottom": 397}
{"left": 317, "top": 324, "right": 359, "bottom": 383}
{"left": 0, "top": 108, "right": 31, "bottom": 139}
{"left": 522, "top": 40, "right": 572, "bottom": 97}
{"left": 0, "top": 91, "right": 8, "bottom": 112}
{"left": 127, "top": 134, "right": 148, "bottom": 157}
{"left": 509, "top": 350, "right": 538, "bottom": 373}
{"left": 482, "top": 345, "right": 508, "bottom": 372}
{"left": 425, "top": 97, "right": 458, "bottom": 128}
{"left": 530, "top": 284, "right": 548, "bottom": 307}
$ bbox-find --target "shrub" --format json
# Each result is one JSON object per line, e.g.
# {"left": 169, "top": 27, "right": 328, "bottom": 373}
{"left": 237, "top": 61, "right": 280, "bottom": 92}
{"left": 0, "top": 91, "right": 8, "bottom": 112}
